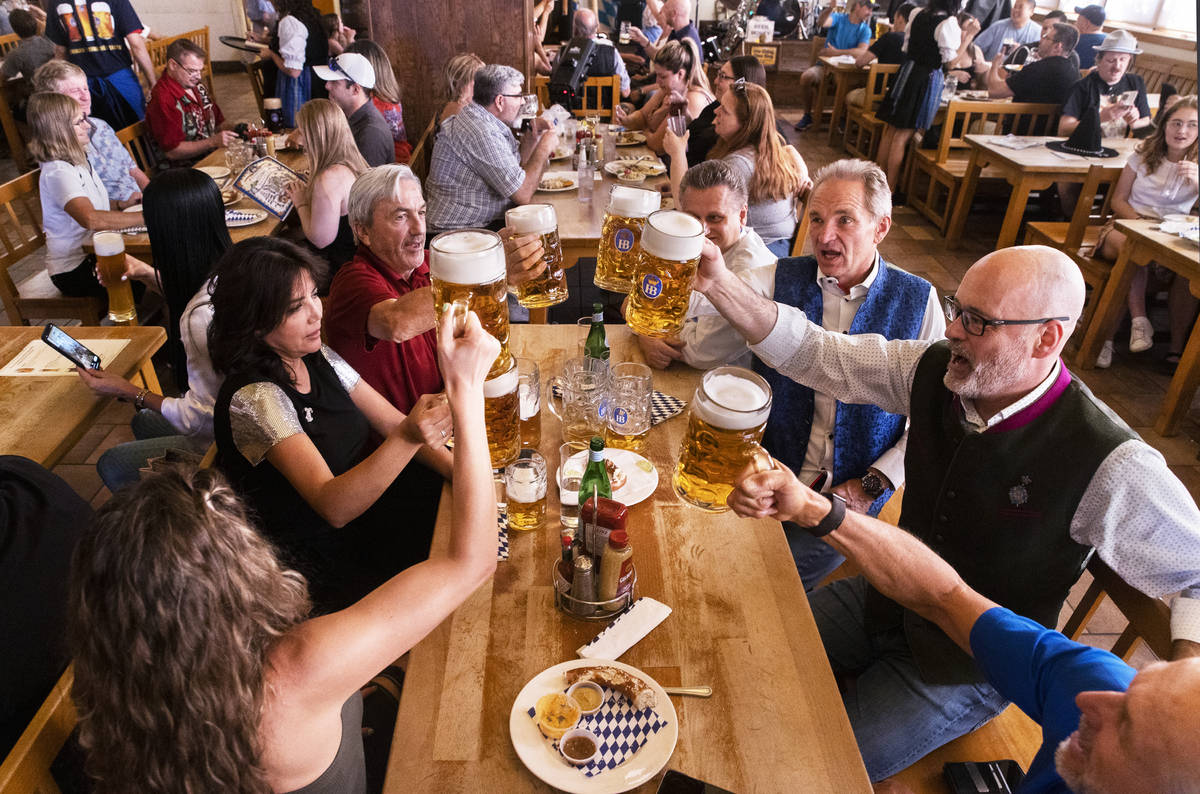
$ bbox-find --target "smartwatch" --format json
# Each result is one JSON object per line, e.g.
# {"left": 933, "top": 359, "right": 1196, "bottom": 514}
{"left": 805, "top": 492, "right": 846, "bottom": 537}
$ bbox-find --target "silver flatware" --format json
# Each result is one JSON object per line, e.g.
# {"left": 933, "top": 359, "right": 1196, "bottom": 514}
{"left": 663, "top": 686, "right": 712, "bottom": 697}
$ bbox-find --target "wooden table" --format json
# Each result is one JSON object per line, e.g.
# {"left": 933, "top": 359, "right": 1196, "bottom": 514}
{"left": 0, "top": 325, "right": 165, "bottom": 467}
{"left": 945, "top": 134, "right": 1139, "bottom": 250}
{"left": 816, "top": 56, "right": 869, "bottom": 146}
{"left": 1076, "top": 219, "right": 1200, "bottom": 436}
{"left": 384, "top": 325, "right": 871, "bottom": 793}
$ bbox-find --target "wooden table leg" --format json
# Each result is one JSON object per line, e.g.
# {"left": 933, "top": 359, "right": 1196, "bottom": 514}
{"left": 1076, "top": 241, "right": 1140, "bottom": 370}
{"left": 814, "top": 69, "right": 830, "bottom": 132}
{"left": 996, "top": 176, "right": 1036, "bottom": 250}
{"left": 1155, "top": 302, "right": 1200, "bottom": 436}
{"left": 827, "top": 75, "right": 848, "bottom": 147}
{"left": 135, "top": 359, "right": 162, "bottom": 393}
{"left": 945, "top": 148, "right": 985, "bottom": 249}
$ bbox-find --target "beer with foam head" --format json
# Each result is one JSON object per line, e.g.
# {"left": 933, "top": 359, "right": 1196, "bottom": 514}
{"left": 673, "top": 367, "right": 772, "bottom": 512}
{"left": 626, "top": 210, "right": 703, "bottom": 338}
{"left": 484, "top": 361, "right": 521, "bottom": 469}
{"left": 505, "top": 204, "right": 568, "bottom": 309}
{"left": 594, "top": 186, "right": 661, "bottom": 293}
{"left": 93, "top": 231, "right": 136, "bottom": 323}
{"left": 429, "top": 229, "right": 512, "bottom": 378}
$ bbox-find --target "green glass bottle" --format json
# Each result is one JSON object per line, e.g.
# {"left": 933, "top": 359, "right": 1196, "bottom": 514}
{"left": 577, "top": 435, "right": 612, "bottom": 507}
{"left": 584, "top": 302, "right": 609, "bottom": 373}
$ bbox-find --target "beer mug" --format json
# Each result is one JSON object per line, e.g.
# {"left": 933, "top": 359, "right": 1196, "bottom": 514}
{"left": 429, "top": 229, "right": 512, "bottom": 378}
{"left": 517, "top": 357, "right": 541, "bottom": 449}
{"left": 594, "top": 186, "right": 661, "bottom": 293}
{"left": 505, "top": 451, "right": 548, "bottom": 531}
{"left": 93, "top": 231, "right": 136, "bottom": 323}
{"left": 547, "top": 358, "right": 610, "bottom": 444}
{"left": 626, "top": 210, "right": 704, "bottom": 338}
{"left": 605, "top": 362, "right": 652, "bottom": 454}
{"left": 483, "top": 360, "right": 521, "bottom": 469}
{"left": 505, "top": 204, "right": 568, "bottom": 309}
{"left": 557, "top": 440, "right": 588, "bottom": 529}
{"left": 673, "top": 366, "right": 772, "bottom": 512}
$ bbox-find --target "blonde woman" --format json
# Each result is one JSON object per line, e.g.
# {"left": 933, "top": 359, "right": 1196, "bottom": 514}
{"left": 27, "top": 92, "right": 144, "bottom": 306}
{"left": 345, "top": 39, "right": 412, "bottom": 163}
{"left": 286, "top": 98, "right": 369, "bottom": 288}
{"left": 438, "top": 52, "right": 483, "bottom": 127}
{"left": 615, "top": 39, "right": 712, "bottom": 154}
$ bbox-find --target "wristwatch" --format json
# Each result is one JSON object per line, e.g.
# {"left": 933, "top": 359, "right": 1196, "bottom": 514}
{"left": 860, "top": 470, "right": 887, "bottom": 500}
{"left": 805, "top": 492, "right": 846, "bottom": 537}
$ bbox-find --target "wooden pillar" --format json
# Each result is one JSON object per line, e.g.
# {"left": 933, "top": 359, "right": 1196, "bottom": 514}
{"left": 360, "top": 0, "right": 534, "bottom": 149}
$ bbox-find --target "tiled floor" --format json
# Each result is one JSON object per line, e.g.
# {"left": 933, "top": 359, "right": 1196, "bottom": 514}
{"left": 16, "top": 73, "right": 1190, "bottom": 668}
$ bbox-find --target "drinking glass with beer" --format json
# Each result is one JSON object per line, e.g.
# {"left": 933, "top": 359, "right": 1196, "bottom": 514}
{"left": 626, "top": 210, "right": 704, "bottom": 338}
{"left": 483, "top": 360, "right": 521, "bottom": 469}
{"left": 505, "top": 452, "right": 548, "bottom": 531}
{"left": 429, "top": 229, "right": 512, "bottom": 378}
{"left": 674, "top": 366, "right": 773, "bottom": 512}
{"left": 92, "top": 231, "right": 136, "bottom": 323}
{"left": 594, "top": 186, "right": 661, "bottom": 293}
{"left": 504, "top": 204, "right": 568, "bottom": 309}
{"left": 517, "top": 357, "right": 541, "bottom": 449}
{"left": 557, "top": 441, "right": 588, "bottom": 529}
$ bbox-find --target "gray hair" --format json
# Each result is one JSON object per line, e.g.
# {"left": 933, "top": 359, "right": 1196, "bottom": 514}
{"left": 472, "top": 64, "right": 523, "bottom": 107}
{"left": 348, "top": 164, "right": 423, "bottom": 233}
{"left": 810, "top": 159, "right": 892, "bottom": 221}
{"left": 680, "top": 160, "right": 748, "bottom": 206}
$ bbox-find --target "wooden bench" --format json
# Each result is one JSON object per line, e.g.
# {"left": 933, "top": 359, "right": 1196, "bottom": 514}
{"left": 906, "top": 101, "right": 1059, "bottom": 235}
{"left": 1132, "top": 52, "right": 1197, "bottom": 99}
{"left": 842, "top": 62, "right": 898, "bottom": 160}
{"left": 0, "top": 666, "right": 76, "bottom": 794}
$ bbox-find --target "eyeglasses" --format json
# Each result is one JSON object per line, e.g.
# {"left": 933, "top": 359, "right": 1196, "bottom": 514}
{"left": 715, "top": 71, "right": 735, "bottom": 83}
{"left": 170, "top": 59, "right": 204, "bottom": 77}
{"left": 943, "top": 295, "right": 1070, "bottom": 336}
{"left": 500, "top": 92, "right": 525, "bottom": 98}
{"left": 72, "top": 116, "right": 90, "bottom": 128}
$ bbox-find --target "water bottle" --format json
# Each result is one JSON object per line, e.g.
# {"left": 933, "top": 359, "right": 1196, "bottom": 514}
{"left": 577, "top": 142, "right": 594, "bottom": 203}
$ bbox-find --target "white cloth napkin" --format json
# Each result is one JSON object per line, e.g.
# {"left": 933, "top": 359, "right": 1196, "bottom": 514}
{"left": 992, "top": 135, "right": 1044, "bottom": 150}
{"left": 577, "top": 597, "right": 672, "bottom": 660}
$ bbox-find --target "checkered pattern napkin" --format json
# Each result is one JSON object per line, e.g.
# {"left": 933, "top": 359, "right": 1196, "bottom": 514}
{"left": 547, "top": 386, "right": 685, "bottom": 426}
{"left": 497, "top": 510, "right": 509, "bottom": 561}
{"left": 225, "top": 209, "right": 260, "bottom": 222}
{"left": 526, "top": 689, "right": 669, "bottom": 777}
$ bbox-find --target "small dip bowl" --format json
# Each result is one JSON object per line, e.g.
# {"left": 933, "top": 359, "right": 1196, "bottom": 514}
{"left": 616, "top": 170, "right": 646, "bottom": 184}
{"left": 566, "top": 681, "right": 604, "bottom": 715}
{"left": 559, "top": 727, "right": 600, "bottom": 766}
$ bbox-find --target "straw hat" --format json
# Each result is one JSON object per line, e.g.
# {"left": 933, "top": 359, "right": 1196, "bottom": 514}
{"left": 1093, "top": 29, "right": 1142, "bottom": 54}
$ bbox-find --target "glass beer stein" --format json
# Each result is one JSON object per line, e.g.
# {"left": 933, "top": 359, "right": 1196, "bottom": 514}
{"left": 483, "top": 360, "right": 521, "bottom": 469}
{"left": 505, "top": 204, "right": 568, "bottom": 309}
{"left": 429, "top": 228, "right": 512, "bottom": 378}
{"left": 594, "top": 185, "right": 661, "bottom": 293}
{"left": 626, "top": 210, "right": 704, "bottom": 338}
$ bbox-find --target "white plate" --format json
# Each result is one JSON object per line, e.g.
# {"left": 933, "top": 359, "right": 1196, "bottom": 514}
{"left": 567, "top": 448, "right": 658, "bottom": 507}
{"left": 225, "top": 208, "right": 268, "bottom": 227}
{"left": 196, "top": 165, "right": 231, "bottom": 180}
{"left": 550, "top": 146, "right": 574, "bottom": 161}
{"left": 222, "top": 188, "right": 242, "bottom": 207}
{"left": 539, "top": 172, "right": 579, "bottom": 192}
{"left": 122, "top": 204, "right": 142, "bottom": 213}
{"left": 614, "top": 132, "right": 646, "bottom": 146}
{"left": 1181, "top": 228, "right": 1199, "bottom": 245}
{"left": 1163, "top": 214, "right": 1195, "bottom": 224}
{"left": 509, "top": 659, "right": 678, "bottom": 794}
{"left": 604, "top": 159, "right": 666, "bottom": 177}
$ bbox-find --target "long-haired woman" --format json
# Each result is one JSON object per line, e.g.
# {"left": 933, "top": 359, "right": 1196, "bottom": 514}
{"left": 68, "top": 307, "right": 499, "bottom": 793}
{"left": 685, "top": 54, "right": 766, "bottom": 167}
{"left": 77, "top": 169, "right": 232, "bottom": 491}
{"left": 268, "top": 0, "right": 329, "bottom": 127}
{"left": 438, "top": 52, "right": 483, "bottom": 128}
{"left": 208, "top": 237, "right": 454, "bottom": 612}
{"left": 286, "top": 98, "right": 368, "bottom": 286}
{"left": 27, "top": 92, "right": 144, "bottom": 306}
{"left": 1094, "top": 95, "right": 1198, "bottom": 368}
{"left": 344, "top": 39, "right": 412, "bottom": 163}
{"left": 615, "top": 39, "right": 712, "bottom": 153}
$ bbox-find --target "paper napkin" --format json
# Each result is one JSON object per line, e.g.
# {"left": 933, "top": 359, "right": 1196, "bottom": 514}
{"left": 577, "top": 597, "right": 672, "bottom": 660}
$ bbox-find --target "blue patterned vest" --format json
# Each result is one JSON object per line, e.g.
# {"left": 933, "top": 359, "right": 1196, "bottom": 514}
{"left": 752, "top": 256, "right": 932, "bottom": 515}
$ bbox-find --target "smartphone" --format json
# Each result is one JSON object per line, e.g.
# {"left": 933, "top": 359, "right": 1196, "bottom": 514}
{"left": 41, "top": 323, "right": 101, "bottom": 370}
{"left": 656, "top": 769, "right": 736, "bottom": 794}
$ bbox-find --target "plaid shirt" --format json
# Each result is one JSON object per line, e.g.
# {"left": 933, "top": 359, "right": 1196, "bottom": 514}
{"left": 426, "top": 102, "right": 525, "bottom": 230}
{"left": 87, "top": 116, "right": 140, "bottom": 201}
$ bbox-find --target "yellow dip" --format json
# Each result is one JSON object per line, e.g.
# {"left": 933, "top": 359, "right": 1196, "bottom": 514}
{"left": 570, "top": 686, "right": 602, "bottom": 712}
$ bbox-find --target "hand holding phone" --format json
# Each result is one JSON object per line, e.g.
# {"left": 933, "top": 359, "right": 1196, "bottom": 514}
{"left": 41, "top": 323, "right": 101, "bottom": 370}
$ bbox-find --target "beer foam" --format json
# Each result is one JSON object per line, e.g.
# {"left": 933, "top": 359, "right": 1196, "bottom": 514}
{"left": 608, "top": 186, "right": 661, "bottom": 217}
{"left": 430, "top": 229, "right": 505, "bottom": 284}
{"left": 641, "top": 210, "right": 703, "bottom": 262}
{"left": 693, "top": 370, "right": 771, "bottom": 429}
{"left": 92, "top": 231, "right": 125, "bottom": 257}
{"left": 519, "top": 382, "right": 538, "bottom": 419}
{"left": 505, "top": 203, "right": 556, "bottom": 235}
{"left": 483, "top": 364, "right": 519, "bottom": 398}
{"left": 507, "top": 466, "right": 546, "bottom": 502}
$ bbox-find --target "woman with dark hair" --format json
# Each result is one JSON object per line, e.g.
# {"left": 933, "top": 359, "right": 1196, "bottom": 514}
{"left": 68, "top": 308, "right": 499, "bottom": 793}
{"left": 614, "top": 39, "right": 712, "bottom": 153}
{"left": 76, "top": 168, "right": 232, "bottom": 491}
{"left": 267, "top": 0, "right": 328, "bottom": 127}
{"left": 684, "top": 55, "right": 766, "bottom": 167}
{"left": 209, "top": 237, "right": 453, "bottom": 612}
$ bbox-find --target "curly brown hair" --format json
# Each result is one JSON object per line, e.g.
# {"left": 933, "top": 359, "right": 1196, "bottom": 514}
{"left": 1137, "top": 95, "right": 1198, "bottom": 176}
{"left": 68, "top": 466, "right": 311, "bottom": 793}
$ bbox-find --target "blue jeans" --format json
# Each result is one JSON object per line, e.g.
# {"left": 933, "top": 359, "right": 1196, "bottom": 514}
{"left": 766, "top": 238, "right": 792, "bottom": 259}
{"left": 96, "top": 410, "right": 205, "bottom": 492}
{"left": 810, "top": 576, "right": 1010, "bottom": 781}
{"left": 783, "top": 520, "right": 846, "bottom": 590}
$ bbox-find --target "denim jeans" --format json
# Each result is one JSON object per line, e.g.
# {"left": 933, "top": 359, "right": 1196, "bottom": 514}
{"left": 783, "top": 520, "right": 846, "bottom": 590}
{"left": 766, "top": 238, "right": 792, "bottom": 259}
{"left": 96, "top": 410, "right": 205, "bottom": 492}
{"left": 810, "top": 576, "right": 1010, "bottom": 781}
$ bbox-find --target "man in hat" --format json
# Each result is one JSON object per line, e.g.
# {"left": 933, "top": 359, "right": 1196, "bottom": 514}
{"left": 1074, "top": 4, "right": 1107, "bottom": 69}
{"left": 986, "top": 22, "right": 1080, "bottom": 105}
{"left": 1059, "top": 29, "right": 1150, "bottom": 139}
{"left": 313, "top": 52, "right": 395, "bottom": 167}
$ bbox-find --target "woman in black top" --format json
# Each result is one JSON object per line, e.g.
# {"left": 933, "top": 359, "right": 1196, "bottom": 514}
{"left": 210, "top": 237, "right": 453, "bottom": 611}
{"left": 685, "top": 55, "right": 767, "bottom": 167}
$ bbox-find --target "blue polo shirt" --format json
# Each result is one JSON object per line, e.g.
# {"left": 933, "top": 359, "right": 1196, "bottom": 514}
{"left": 970, "top": 607, "right": 1136, "bottom": 793}
{"left": 1076, "top": 32, "right": 1107, "bottom": 70}
{"left": 826, "top": 12, "right": 872, "bottom": 50}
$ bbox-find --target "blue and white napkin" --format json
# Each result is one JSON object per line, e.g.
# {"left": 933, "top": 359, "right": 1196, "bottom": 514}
{"left": 526, "top": 687, "right": 669, "bottom": 777}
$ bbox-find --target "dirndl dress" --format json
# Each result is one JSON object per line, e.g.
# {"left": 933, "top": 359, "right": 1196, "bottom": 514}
{"left": 876, "top": 9, "right": 950, "bottom": 131}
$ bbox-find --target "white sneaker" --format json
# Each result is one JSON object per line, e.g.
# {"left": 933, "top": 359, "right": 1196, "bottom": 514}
{"left": 1096, "top": 340, "right": 1114, "bottom": 369}
{"left": 1129, "top": 316, "right": 1154, "bottom": 353}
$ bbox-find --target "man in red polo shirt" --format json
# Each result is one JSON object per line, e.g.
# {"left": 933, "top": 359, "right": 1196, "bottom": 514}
{"left": 326, "top": 164, "right": 547, "bottom": 412}
{"left": 145, "top": 38, "right": 236, "bottom": 165}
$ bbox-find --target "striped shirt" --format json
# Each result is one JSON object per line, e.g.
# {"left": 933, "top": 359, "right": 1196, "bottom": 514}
{"left": 426, "top": 102, "right": 525, "bottom": 230}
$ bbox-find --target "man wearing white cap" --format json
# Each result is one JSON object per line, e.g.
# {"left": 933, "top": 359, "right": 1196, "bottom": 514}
{"left": 1059, "top": 29, "right": 1150, "bottom": 140}
{"left": 313, "top": 52, "right": 395, "bottom": 167}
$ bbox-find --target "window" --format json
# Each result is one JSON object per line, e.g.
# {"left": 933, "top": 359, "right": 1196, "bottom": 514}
{"left": 1051, "top": 0, "right": 1197, "bottom": 33}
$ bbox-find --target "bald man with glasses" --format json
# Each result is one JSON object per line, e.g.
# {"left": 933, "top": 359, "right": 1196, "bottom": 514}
{"left": 689, "top": 242, "right": 1200, "bottom": 780}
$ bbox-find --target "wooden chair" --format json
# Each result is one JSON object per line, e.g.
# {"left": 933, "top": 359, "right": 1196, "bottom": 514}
{"left": 115, "top": 120, "right": 162, "bottom": 176}
{"left": 245, "top": 59, "right": 269, "bottom": 119}
{"left": 0, "top": 75, "right": 28, "bottom": 172}
{"left": 0, "top": 32, "right": 18, "bottom": 57}
{"left": 0, "top": 170, "right": 104, "bottom": 326}
{"left": 906, "top": 100, "right": 1060, "bottom": 235}
{"left": 408, "top": 115, "right": 438, "bottom": 182}
{"left": 144, "top": 27, "right": 215, "bottom": 100}
{"left": 843, "top": 62, "right": 899, "bottom": 160}
{"left": 1024, "top": 164, "right": 1123, "bottom": 335}
{"left": 1132, "top": 53, "right": 1197, "bottom": 98}
{"left": 1061, "top": 556, "right": 1173, "bottom": 661}
{"left": 533, "top": 74, "right": 550, "bottom": 111}
{"left": 807, "top": 36, "right": 826, "bottom": 68}
{"left": 0, "top": 665, "right": 77, "bottom": 794}
{"left": 789, "top": 189, "right": 812, "bottom": 257}
{"left": 533, "top": 74, "right": 623, "bottom": 120}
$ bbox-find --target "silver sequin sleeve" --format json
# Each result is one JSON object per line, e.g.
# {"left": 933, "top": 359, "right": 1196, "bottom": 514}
{"left": 322, "top": 344, "right": 361, "bottom": 393}
{"left": 229, "top": 382, "right": 304, "bottom": 466}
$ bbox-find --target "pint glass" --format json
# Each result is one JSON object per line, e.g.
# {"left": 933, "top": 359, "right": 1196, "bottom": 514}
{"left": 605, "top": 362, "right": 652, "bottom": 453}
{"left": 594, "top": 186, "right": 661, "bottom": 293}
{"left": 547, "top": 358, "right": 610, "bottom": 445}
{"left": 517, "top": 357, "right": 541, "bottom": 449}
{"left": 429, "top": 229, "right": 512, "bottom": 378}
{"left": 505, "top": 452, "right": 548, "bottom": 531}
{"left": 626, "top": 210, "right": 704, "bottom": 338}
{"left": 483, "top": 360, "right": 521, "bottom": 469}
{"left": 505, "top": 204, "right": 568, "bottom": 308}
{"left": 92, "top": 231, "right": 136, "bottom": 323}
{"left": 673, "top": 366, "right": 772, "bottom": 512}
